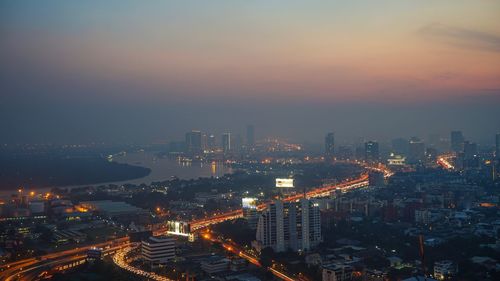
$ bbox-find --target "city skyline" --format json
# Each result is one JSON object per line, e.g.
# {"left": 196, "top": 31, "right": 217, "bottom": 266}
{"left": 1, "top": 1, "right": 500, "bottom": 144}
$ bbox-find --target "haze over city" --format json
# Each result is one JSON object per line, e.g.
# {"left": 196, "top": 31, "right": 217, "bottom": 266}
{"left": 1, "top": 1, "right": 500, "bottom": 144}
{"left": 1, "top": 2, "right": 500, "bottom": 281}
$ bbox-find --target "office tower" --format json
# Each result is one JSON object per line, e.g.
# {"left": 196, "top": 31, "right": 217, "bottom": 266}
{"left": 364, "top": 141, "right": 379, "bottom": 163}
{"left": 391, "top": 138, "right": 408, "bottom": 155}
{"left": 185, "top": 130, "right": 202, "bottom": 154}
{"left": 255, "top": 198, "right": 321, "bottom": 252}
{"left": 450, "top": 131, "right": 464, "bottom": 153}
{"left": 496, "top": 133, "right": 500, "bottom": 159}
{"left": 246, "top": 125, "right": 255, "bottom": 147}
{"left": 325, "top": 132, "right": 335, "bottom": 159}
{"left": 141, "top": 235, "right": 175, "bottom": 265}
{"left": 207, "top": 134, "right": 216, "bottom": 150}
{"left": 463, "top": 141, "right": 478, "bottom": 160}
{"left": 222, "top": 133, "right": 231, "bottom": 153}
{"left": 408, "top": 137, "right": 425, "bottom": 164}
{"left": 234, "top": 133, "right": 243, "bottom": 153}
{"left": 337, "top": 145, "right": 353, "bottom": 160}
{"left": 242, "top": 198, "right": 259, "bottom": 229}
{"left": 426, "top": 147, "right": 438, "bottom": 162}
{"left": 355, "top": 146, "right": 365, "bottom": 160}
{"left": 463, "top": 141, "right": 479, "bottom": 169}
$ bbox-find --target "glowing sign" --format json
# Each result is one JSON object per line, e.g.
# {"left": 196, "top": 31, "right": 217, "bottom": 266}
{"left": 166, "top": 221, "right": 191, "bottom": 237}
{"left": 242, "top": 198, "right": 257, "bottom": 209}
{"left": 276, "top": 178, "right": 294, "bottom": 188}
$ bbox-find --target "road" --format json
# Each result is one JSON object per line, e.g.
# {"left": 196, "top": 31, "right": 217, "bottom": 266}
{"left": 1, "top": 163, "right": 391, "bottom": 281}
{"left": 437, "top": 153, "right": 455, "bottom": 170}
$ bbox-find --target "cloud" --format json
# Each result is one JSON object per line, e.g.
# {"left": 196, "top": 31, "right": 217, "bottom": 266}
{"left": 418, "top": 23, "right": 500, "bottom": 52}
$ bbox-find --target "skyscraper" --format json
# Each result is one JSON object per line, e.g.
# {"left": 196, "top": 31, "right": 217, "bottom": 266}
{"left": 365, "top": 141, "right": 379, "bottom": 163}
{"left": 246, "top": 125, "right": 255, "bottom": 147}
{"left": 391, "top": 137, "right": 408, "bottom": 155}
{"left": 255, "top": 198, "right": 321, "bottom": 252}
{"left": 207, "top": 134, "right": 216, "bottom": 150}
{"left": 450, "top": 131, "right": 464, "bottom": 153}
{"left": 325, "top": 132, "right": 335, "bottom": 160}
{"left": 408, "top": 137, "right": 425, "bottom": 164}
{"left": 463, "top": 141, "right": 479, "bottom": 169}
{"left": 185, "top": 130, "right": 202, "bottom": 154}
{"left": 222, "top": 133, "right": 231, "bottom": 153}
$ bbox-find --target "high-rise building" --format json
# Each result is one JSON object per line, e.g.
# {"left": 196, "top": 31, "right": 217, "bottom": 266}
{"left": 222, "top": 133, "right": 231, "bottom": 153}
{"left": 463, "top": 141, "right": 479, "bottom": 169}
{"left": 365, "top": 141, "right": 379, "bottom": 163}
{"left": 325, "top": 133, "right": 335, "bottom": 160}
{"left": 207, "top": 134, "right": 216, "bottom": 150}
{"left": 255, "top": 198, "right": 321, "bottom": 252}
{"left": 391, "top": 138, "right": 408, "bottom": 155}
{"left": 141, "top": 235, "right": 175, "bottom": 265}
{"left": 408, "top": 137, "right": 425, "bottom": 164}
{"left": 246, "top": 125, "right": 255, "bottom": 147}
{"left": 242, "top": 198, "right": 259, "bottom": 229}
{"left": 185, "top": 130, "right": 202, "bottom": 154}
{"left": 496, "top": 133, "right": 500, "bottom": 159}
{"left": 450, "top": 131, "right": 464, "bottom": 153}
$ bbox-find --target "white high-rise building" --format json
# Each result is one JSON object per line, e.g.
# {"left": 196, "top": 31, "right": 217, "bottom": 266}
{"left": 141, "top": 235, "right": 175, "bottom": 265}
{"left": 255, "top": 198, "right": 321, "bottom": 252}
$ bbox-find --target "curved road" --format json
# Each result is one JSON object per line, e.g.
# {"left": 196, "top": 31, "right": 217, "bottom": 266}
{"left": 1, "top": 163, "right": 391, "bottom": 281}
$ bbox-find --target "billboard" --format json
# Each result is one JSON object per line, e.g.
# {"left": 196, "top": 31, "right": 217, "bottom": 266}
{"left": 242, "top": 197, "right": 258, "bottom": 209}
{"left": 276, "top": 178, "right": 294, "bottom": 188}
{"left": 166, "top": 221, "right": 191, "bottom": 237}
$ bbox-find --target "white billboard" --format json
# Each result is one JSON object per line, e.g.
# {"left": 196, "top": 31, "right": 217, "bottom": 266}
{"left": 242, "top": 197, "right": 257, "bottom": 209}
{"left": 276, "top": 178, "right": 294, "bottom": 188}
{"left": 166, "top": 221, "right": 191, "bottom": 237}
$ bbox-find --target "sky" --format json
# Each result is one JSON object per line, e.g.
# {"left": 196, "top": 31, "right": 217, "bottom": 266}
{"left": 1, "top": 1, "right": 499, "bottom": 145}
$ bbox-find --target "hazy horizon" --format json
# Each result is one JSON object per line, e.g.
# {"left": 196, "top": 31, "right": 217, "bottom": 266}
{"left": 1, "top": 1, "right": 499, "bottom": 144}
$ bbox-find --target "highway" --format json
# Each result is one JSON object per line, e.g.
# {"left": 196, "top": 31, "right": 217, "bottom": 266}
{"left": 437, "top": 154, "right": 455, "bottom": 170}
{"left": 1, "top": 163, "right": 391, "bottom": 281}
{"left": 2, "top": 243, "right": 129, "bottom": 281}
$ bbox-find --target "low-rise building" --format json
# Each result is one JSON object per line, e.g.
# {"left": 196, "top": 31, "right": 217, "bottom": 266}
{"left": 322, "top": 264, "right": 353, "bottom": 281}
{"left": 141, "top": 235, "right": 175, "bottom": 265}
{"left": 434, "top": 260, "right": 457, "bottom": 280}
{"left": 201, "top": 256, "right": 230, "bottom": 274}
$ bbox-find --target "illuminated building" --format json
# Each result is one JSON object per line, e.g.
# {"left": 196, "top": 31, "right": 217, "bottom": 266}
{"left": 141, "top": 235, "right": 176, "bottom": 265}
{"left": 207, "top": 134, "right": 216, "bottom": 150}
{"left": 242, "top": 198, "right": 259, "bottom": 229}
{"left": 165, "top": 221, "right": 191, "bottom": 237}
{"left": 450, "top": 131, "right": 464, "bottom": 153}
{"left": 185, "top": 130, "right": 202, "bottom": 154}
{"left": 246, "top": 125, "right": 255, "bottom": 147}
{"left": 364, "top": 141, "right": 379, "bottom": 163}
{"left": 325, "top": 132, "right": 335, "bottom": 160}
{"left": 387, "top": 153, "right": 406, "bottom": 166}
{"left": 222, "top": 132, "right": 231, "bottom": 153}
{"left": 255, "top": 198, "right": 321, "bottom": 252}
